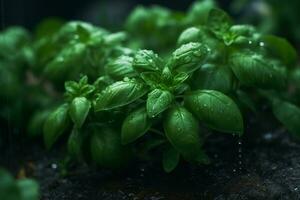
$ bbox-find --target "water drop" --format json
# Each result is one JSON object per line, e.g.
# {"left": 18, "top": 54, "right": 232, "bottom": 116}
{"left": 259, "top": 42, "right": 265, "bottom": 47}
{"left": 51, "top": 163, "right": 58, "bottom": 169}
{"left": 248, "top": 40, "right": 253, "bottom": 45}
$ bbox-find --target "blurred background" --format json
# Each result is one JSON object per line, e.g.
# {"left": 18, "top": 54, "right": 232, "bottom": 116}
{"left": 1, "top": 0, "right": 232, "bottom": 30}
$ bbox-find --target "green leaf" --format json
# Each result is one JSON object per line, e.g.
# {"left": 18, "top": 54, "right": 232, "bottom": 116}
{"left": 0, "top": 169, "right": 21, "bottom": 200}
{"left": 272, "top": 100, "right": 300, "bottom": 138}
{"left": 67, "top": 128, "right": 83, "bottom": 158}
{"left": 94, "top": 79, "right": 148, "bottom": 111}
{"left": 90, "top": 127, "right": 132, "bottom": 169}
{"left": 192, "top": 64, "right": 235, "bottom": 93}
{"left": 207, "top": 8, "right": 232, "bottom": 38}
{"left": 185, "top": 0, "right": 216, "bottom": 25}
{"left": 121, "top": 107, "right": 151, "bottom": 144}
{"left": 43, "top": 42, "right": 86, "bottom": 81}
{"left": 262, "top": 35, "right": 297, "bottom": 68}
{"left": 69, "top": 97, "right": 91, "bottom": 128}
{"left": 132, "top": 50, "right": 163, "bottom": 72}
{"left": 105, "top": 55, "right": 136, "bottom": 80}
{"left": 163, "top": 105, "right": 204, "bottom": 162}
{"left": 146, "top": 89, "right": 174, "bottom": 117}
{"left": 162, "top": 146, "right": 180, "bottom": 173}
{"left": 184, "top": 90, "right": 243, "bottom": 135}
{"left": 177, "top": 27, "right": 201, "bottom": 45}
{"left": 43, "top": 104, "right": 70, "bottom": 149}
{"left": 16, "top": 179, "right": 39, "bottom": 200}
{"left": 27, "top": 110, "right": 51, "bottom": 138}
{"left": 169, "top": 42, "right": 209, "bottom": 73}
{"left": 229, "top": 51, "right": 287, "bottom": 89}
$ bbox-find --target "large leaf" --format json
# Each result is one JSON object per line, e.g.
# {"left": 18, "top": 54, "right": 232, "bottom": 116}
{"left": 229, "top": 51, "right": 287, "bottom": 89}
{"left": 146, "top": 89, "right": 174, "bottom": 117}
{"left": 121, "top": 107, "right": 151, "bottom": 144}
{"left": 184, "top": 90, "right": 243, "bottom": 135}
{"left": 0, "top": 169, "right": 20, "bottom": 200}
{"left": 163, "top": 105, "right": 206, "bottom": 162}
{"left": 43, "top": 104, "right": 70, "bottom": 149}
{"left": 94, "top": 79, "right": 148, "bottom": 111}
{"left": 169, "top": 42, "right": 209, "bottom": 74}
{"left": 262, "top": 35, "right": 297, "bottom": 68}
{"left": 90, "top": 127, "right": 132, "bottom": 168}
{"left": 69, "top": 97, "right": 91, "bottom": 128}
{"left": 273, "top": 100, "right": 300, "bottom": 138}
{"left": 105, "top": 55, "right": 136, "bottom": 80}
{"left": 193, "top": 64, "right": 235, "bottom": 93}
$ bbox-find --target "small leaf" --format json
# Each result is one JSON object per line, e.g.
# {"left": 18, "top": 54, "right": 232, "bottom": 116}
{"left": 67, "top": 128, "right": 83, "bottom": 158}
{"left": 69, "top": 97, "right": 91, "bottom": 128}
{"left": 262, "top": 35, "right": 297, "bottom": 68}
{"left": 162, "top": 146, "right": 180, "bottom": 173}
{"left": 169, "top": 42, "right": 209, "bottom": 73}
{"left": 94, "top": 79, "right": 148, "bottom": 111}
{"left": 184, "top": 90, "right": 243, "bottom": 135}
{"left": 229, "top": 51, "right": 287, "bottom": 89}
{"left": 207, "top": 8, "right": 232, "bottom": 38}
{"left": 121, "top": 107, "right": 151, "bottom": 144}
{"left": 163, "top": 105, "right": 204, "bottom": 161}
{"left": 90, "top": 127, "right": 132, "bottom": 169}
{"left": 43, "top": 104, "right": 70, "bottom": 149}
{"left": 177, "top": 27, "right": 201, "bottom": 45}
{"left": 146, "top": 89, "right": 173, "bottom": 117}
{"left": 132, "top": 50, "right": 163, "bottom": 72}
{"left": 273, "top": 100, "right": 300, "bottom": 138}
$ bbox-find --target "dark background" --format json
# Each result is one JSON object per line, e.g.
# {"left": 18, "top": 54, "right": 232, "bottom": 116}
{"left": 0, "top": 0, "right": 230, "bottom": 31}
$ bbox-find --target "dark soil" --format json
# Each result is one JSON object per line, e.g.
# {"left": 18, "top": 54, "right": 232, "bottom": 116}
{"left": 2, "top": 120, "right": 300, "bottom": 200}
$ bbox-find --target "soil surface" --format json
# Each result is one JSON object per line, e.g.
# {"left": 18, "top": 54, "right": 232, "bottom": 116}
{"left": 1, "top": 118, "right": 300, "bottom": 200}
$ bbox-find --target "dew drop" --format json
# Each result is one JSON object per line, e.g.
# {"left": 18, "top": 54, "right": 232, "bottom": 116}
{"left": 259, "top": 42, "right": 265, "bottom": 47}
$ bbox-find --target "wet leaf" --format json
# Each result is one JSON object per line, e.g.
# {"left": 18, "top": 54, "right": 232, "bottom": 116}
{"left": 146, "top": 89, "right": 174, "bottom": 117}
{"left": 121, "top": 107, "right": 151, "bottom": 144}
{"left": 184, "top": 90, "right": 243, "bottom": 135}
{"left": 94, "top": 79, "right": 148, "bottom": 111}
{"left": 43, "top": 104, "right": 70, "bottom": 149}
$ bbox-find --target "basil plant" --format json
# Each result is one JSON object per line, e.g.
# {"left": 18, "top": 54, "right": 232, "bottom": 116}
{"left": 41, "top": 2, "right": 300, "bottom": 173}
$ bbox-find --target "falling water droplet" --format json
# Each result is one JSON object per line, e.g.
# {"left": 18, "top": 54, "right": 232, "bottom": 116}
{"left": 248, "top": 40, "right": 253, "bottom": 45}
{"left": 237, "top": 137, "right": 243, "bottom": 174}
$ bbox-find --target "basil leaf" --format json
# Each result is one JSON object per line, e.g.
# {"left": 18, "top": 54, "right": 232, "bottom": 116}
{"left": 262, "top": 35, "right": 297, "bottom": 68}
{"left": 207, "top": 8, "right": 232, "bottom": 38}
{"left": 105, "top": 55, "right": 136, "bottom": 80}
{"left": 121, "top": 107, "right": 151, "bottom": 144}
{"left": 16, "top": 179, "right": 39, "bottom": 200}
{"left": 273, "top": 100, "right": 300, "bottom": 138}
{"left": 185, "top": 0, "right": 216, "bottom": 25}
{"left": 184, "top": 90, "right": 243, "bottom": 135}
{"left": 27, "top": 110, "right": 51, "bottom": 138}
{"left": 43, "top": 42, "right": 86, "bottom": 81}
{"left": 229, "top": 51, "right": 287, "bottom": 89}
{"left": 193, "top": 64, "right": 235, "bottom": 93}
{"left": 43, "top": 104, "right": 70, "bottom": 149}
{"left": 132, "top": 50, "right": 163, "bottom": 72}
{"left": 177, "top": 27, "right": 201, "bottom": 45}
{"left": 162, "top": 146, "right": 180, "bottom": 173}
{"left": 0, "top": 169, "right": 21, "bottom": 200}
{"left": 147, "top": 89, "right": 174, "bottom": 117}
{"left": 90, "top": 127, "right": 132, "bottom": 168}
{"left": 94, "top": 79, "right": 148, "bottom": 111}
{"left": 169, "top": 42, "right": 209, "bottom": 74}
{"left": 69, "top": 97, "right": 91, "bottom": 128}
{"left": 67, "top": 128, "right": 83, "bottom": 158}
{"left": 163, "top": 105, "right": 204, "bottom": 162}
{"left": 140, "top": 72, "right": 161, "bottom": 88}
